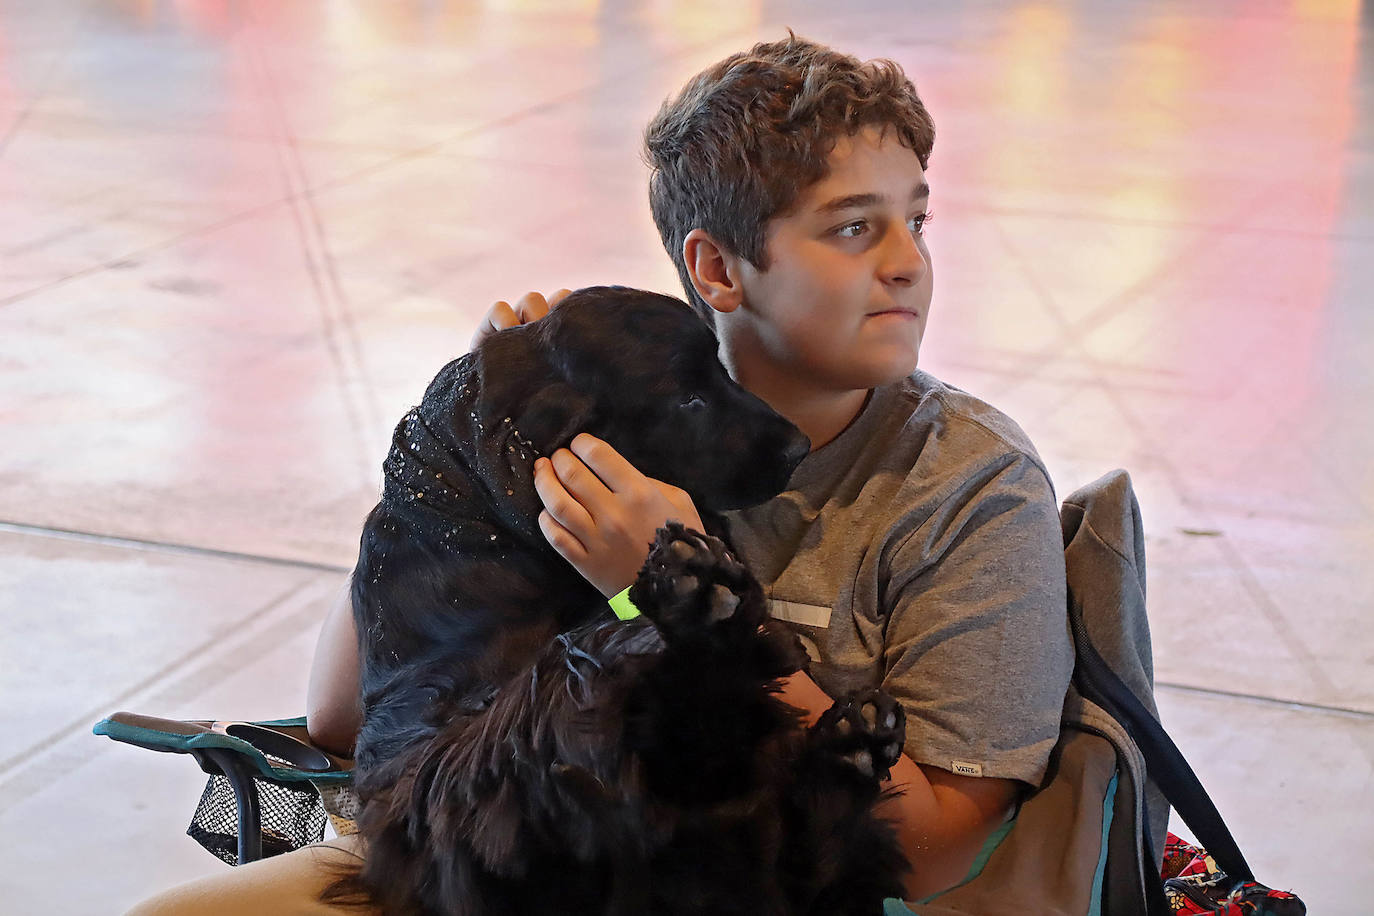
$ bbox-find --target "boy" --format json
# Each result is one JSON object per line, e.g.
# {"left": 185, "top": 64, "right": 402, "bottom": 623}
{"left": 133, "top": 34, "right": 1072, "bottom": 913}
{"left": 500, "top": 36, "right": 1073, "bottom": 902}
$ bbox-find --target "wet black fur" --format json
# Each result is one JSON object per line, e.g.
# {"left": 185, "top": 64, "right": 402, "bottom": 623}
{"left": 339, "top": 524, "right": 911, "bottom": 915}
{"left": 332, "top": 286, "right": 908, "bottom": 912}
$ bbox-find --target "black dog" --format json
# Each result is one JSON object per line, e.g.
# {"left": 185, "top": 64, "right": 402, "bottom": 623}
{"left": 334, "top": 286, "right": 909, "bottom": 912}
{"left": 339, "top": 522, "right": 910, "bottom": 915}
{"left": 348, "top": 286, "right": 810, "bottom": 775}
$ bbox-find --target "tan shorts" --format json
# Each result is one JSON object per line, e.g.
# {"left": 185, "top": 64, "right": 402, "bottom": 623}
{"left": 124, "top": 835, "right": 376, "bottom": 916}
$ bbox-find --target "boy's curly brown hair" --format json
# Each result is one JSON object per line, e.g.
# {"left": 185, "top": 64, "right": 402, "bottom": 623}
{"left": 644, "top": 33, "right": 936, "bottom": 324}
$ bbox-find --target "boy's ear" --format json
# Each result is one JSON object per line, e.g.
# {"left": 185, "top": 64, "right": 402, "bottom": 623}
{"left": 683, "top": 229, "right": 746, "bottom": 314}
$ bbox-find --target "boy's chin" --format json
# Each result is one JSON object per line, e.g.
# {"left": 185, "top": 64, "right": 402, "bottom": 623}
{"left": 842, "top": 353, "right": 921, "bottom": 389}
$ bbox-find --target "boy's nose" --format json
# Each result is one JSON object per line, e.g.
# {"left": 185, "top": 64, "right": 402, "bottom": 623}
{"left": 878, "top": 224, "right": 928, "bottom": 287}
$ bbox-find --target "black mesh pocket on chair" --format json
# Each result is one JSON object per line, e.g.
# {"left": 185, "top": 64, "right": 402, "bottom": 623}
{"left": 187, "top": 773, "right": 328, "bottom": 865}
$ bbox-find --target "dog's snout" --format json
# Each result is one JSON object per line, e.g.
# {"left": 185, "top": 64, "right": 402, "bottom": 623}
{"left": 780, "top": 429, "right": 811, "bottom": 471}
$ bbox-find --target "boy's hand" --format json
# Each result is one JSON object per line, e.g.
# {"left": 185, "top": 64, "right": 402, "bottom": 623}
{"left": 534, "top": 433, "right": 704, "bottom": 597}
{"left": 469, "top": 289, "right": 572, "bottom": 349}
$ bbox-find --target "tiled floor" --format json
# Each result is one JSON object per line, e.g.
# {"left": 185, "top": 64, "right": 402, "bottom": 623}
{"left": 1, "top": 1, "right": 1369, "bottom": 913}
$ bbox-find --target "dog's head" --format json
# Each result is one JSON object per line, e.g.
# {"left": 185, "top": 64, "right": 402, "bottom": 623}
{"left": 474, "top": 286, "right": 809, "bottom": 511}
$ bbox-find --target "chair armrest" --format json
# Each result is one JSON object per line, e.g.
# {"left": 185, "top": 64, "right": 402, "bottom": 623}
{"left": 93, "top": 711, "right": 353, "bottom": 784}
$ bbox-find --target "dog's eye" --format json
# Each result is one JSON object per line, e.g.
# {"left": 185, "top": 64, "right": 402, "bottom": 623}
{"left": 680, "top": 395, "right": 706, "bottom": 412}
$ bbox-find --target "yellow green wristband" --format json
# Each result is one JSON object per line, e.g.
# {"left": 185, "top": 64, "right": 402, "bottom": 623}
{"left": 609, "top": 586, "right": 641, "bottom": 621}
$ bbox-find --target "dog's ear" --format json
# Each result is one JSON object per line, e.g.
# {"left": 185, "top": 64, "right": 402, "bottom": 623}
{"left": 515, "top": 382, "right": 595, "bottom": 454}
{"left": 474, "top": 327, "right": 540, "bottom": 417}
{"left": 474, "top": 326, "right": 594, "bottom": 451}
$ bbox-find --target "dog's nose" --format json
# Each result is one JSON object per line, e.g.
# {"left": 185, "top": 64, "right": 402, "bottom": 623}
{"left": 780, "top": 430, "right": 811, "bottom": 471}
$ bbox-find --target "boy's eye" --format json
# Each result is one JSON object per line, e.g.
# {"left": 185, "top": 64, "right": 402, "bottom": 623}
{"left": 835, "top": 220, "right": 868, "bottom": 239}
{"left": 908, "top": 210, "right": 934, "bottom": 236}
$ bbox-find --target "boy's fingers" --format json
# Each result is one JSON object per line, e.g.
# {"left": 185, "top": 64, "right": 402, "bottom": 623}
{"left": 534, "top": 455, "right": 598, "bottom": 535}
{"left": 470, "top": 290, "right": 569, "bottom": 350}
{"left": 538, "top": 510, "right": 587, "bottom": 562}
{"left": 549, "top": 447, "right": 614, "bottom": 510}
{"left": 513, "top": 290, "right": 553, "bottom": 323}
{"left": 470, "top": 300, "right": 519, "bottom": 349}
{"left": 569, "top": 434, "right": 642, "bottom": 493}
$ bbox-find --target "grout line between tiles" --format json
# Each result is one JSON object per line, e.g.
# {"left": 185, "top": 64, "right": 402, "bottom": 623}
{"left": 985, "top": 197, "right": 1347, "bottom": 706}
{"left": 0, "top": 575, "right": 323, "bottom": 788}
{"left": 0, "top": 10, "right": 89, "bottom": 158}
{"left": 0, "top": 22, "right": 738, "bottom": 314}
{"left": 0, "top": 519, "right": 352, "bottom": 575}
{"left": 976, "top": 179, "right": 1285, "bottom": 404}
{"left": 0, "top": 577, "right": 341, "bottom": 813}
{"left": 1156, "top": 680, "right": 1373, "bottom": 721}
{"left": 243, "top": 18, "right": 381, "bottom": 489}
{"left": 0, "top": 93, "right": 592, "bottom": 313}
{"left": 0, "top": 17, "right": 770, "bottom": 315}
{"left": 945, "top": 199, "right": 1374, "bottom": 243}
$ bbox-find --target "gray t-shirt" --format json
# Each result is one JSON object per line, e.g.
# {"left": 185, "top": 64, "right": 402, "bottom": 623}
{"left": 722, "top": 370, "right": 1072, "bottom": 786}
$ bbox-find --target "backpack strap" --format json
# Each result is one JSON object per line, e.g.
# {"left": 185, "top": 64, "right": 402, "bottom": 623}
{"left": 1068, "top": 605, "right": 1255, "bottom": 885}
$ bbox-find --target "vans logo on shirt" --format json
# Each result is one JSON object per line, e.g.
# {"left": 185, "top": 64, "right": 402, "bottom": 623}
{"left": 951, "top": 760, "right": 984, "bottom": 777}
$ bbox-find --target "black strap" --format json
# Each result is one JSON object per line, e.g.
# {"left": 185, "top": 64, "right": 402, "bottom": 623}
{"left": 1069, "top": 604, "right": 1255, "bottom": 885}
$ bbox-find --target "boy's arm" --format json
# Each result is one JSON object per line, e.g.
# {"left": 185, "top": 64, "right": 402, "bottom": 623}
{"left": 776, "top": 671, "right": 1019, "bottom": 901}
{"left": 866, "top": 453, "right": 1071, "bottom": 900}
{"left": 306, "top": 586, "right": 363, "bottom": 756}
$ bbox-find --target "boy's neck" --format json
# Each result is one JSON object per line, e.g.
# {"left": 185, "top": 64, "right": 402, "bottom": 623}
{"left": 731, "top": 368, "right": 870, "bottom": 452}
{"left": 785, "top": 387, "right": 870, "bottom": 452}
{"left": 715, "top": 330, "right": 874, "bottom": 451}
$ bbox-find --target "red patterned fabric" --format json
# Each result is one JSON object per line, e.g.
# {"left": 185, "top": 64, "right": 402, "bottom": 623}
{"left": 1160, "top": 832, "right": 1305, "bottom": 915}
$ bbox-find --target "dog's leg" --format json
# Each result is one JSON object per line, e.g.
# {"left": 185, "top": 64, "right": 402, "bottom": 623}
{"left": 629, "top": 522, "right": 808, "bottom": 673}
{"left": 782, "top": 687, "right": 912, "bottom": 914}
{"left": 619, "top": 523, "right": 805, "bottom": 809}
{"left": 629, "top": 522, "right": 762, "bottom": 640}
{"left": 809, "top": 688, "right": 906, "bottom": 782}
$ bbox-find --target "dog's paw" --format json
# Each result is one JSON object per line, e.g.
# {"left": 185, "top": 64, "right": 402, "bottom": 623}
{"left": 753, "top": 621, "right": 811, "bottom": 679}
{"left": 631, "top": 522, "right": 757, "bottom": 639}
{"left": 811, "top": 688, "right": 906, "bottom": 782}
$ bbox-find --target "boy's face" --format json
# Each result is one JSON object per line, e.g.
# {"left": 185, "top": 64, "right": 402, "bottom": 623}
{"left": 730, "top": 126, "right": 932, "bottom": 395}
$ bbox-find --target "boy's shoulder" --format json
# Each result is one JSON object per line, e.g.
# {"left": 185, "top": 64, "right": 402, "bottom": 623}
{"left": 786, "top": 369, "right": 1053, "bottom": 515}
{"left": 891, "top": 370, "right": 1043, "bottom": 463}
{"left": 859, "top": 369, "right": 1046, "bottom": 477}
